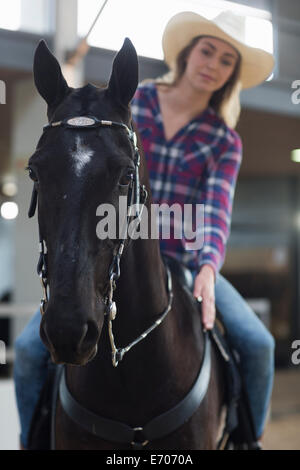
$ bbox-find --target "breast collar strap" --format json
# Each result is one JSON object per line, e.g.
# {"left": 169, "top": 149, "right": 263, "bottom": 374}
{"left": 58, "top": 330, "right": 211, "bottom": 449}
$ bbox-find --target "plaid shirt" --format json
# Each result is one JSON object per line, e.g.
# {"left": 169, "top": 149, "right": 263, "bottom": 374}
{"left": 131, "top": 82, "right": 242, "bottom": 275}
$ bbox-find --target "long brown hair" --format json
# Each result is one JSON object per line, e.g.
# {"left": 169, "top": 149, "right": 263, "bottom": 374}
{"left": 155, "top": 35, "right": 242, "bottom": 128}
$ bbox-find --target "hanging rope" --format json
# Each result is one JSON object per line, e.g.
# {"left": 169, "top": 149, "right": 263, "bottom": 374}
{"left": 66, "top": 0, "right": 110, "bottom": 66}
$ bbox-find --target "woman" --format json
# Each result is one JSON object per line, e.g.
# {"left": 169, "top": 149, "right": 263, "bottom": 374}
{"left": 14, "top": 10, "right": 275, "bottom": 448}
{"left": 130, "top": 10, "right": 275, "bottom": 444}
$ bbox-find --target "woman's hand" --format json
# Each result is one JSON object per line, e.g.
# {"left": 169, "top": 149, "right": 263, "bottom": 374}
{"left": 193, "top": 264, "right": 216, "bottom": 330}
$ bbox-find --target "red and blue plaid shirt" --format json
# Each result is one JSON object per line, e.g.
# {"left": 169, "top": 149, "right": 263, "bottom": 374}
{"left": 131, "top": 82, "right": 242, "bottom": 276}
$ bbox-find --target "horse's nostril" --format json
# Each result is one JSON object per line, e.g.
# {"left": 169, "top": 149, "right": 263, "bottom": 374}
{"left": 77, "top": 323, "right": 89, "bottom": 350}
{"left": 77, "top": 321, "right": 99, "bottom": 352}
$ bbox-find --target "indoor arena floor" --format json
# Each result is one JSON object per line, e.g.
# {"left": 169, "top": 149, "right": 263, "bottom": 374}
{"left": 264, "top": 368, "right": 300, "bottom": 450}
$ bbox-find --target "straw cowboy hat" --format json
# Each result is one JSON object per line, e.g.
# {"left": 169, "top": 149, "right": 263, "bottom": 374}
{"left": 162, "top": 10, "right": 275, "bottom": 89}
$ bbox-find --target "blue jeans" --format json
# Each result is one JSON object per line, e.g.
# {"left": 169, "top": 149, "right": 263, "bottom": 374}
{"left": 14, "top": 312, "right": 49, "bottom": 448}
{"left": 214, "top": 273, "right": 274, "bottom": 439}
{"left": 14, "top": 273, "right": 274, "bottom": 447}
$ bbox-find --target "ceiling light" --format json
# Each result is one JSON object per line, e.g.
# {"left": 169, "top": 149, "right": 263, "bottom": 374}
{"left": 0, "top": 202, "right": 19, "bottom": 220}
{"left": 291, "top": 149, "right": 300, "bottom": 162}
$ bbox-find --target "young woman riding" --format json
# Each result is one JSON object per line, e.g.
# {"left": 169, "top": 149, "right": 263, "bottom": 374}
{"left": 129, "top": 10, "right": 275, "bottom": 445}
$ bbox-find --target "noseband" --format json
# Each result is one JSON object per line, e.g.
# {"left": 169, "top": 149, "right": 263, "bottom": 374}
{"left": 28, "top": 115, "right": 173, "bottom": 367}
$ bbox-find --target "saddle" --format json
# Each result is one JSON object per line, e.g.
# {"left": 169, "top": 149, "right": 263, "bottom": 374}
{"left": 27, "top": 256, "right": 259, "bottom": 450}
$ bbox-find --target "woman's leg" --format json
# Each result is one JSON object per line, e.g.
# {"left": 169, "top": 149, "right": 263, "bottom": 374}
{"left": 13, "top": 309, "right": 50, "bottom": 448}
{"left": 214, "top": 273, "right": 275, "bottom": 440}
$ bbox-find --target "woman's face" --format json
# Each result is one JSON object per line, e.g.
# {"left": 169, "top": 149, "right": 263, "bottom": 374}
{"left": 182, "top": 36, "right": 239, "bottom": 93}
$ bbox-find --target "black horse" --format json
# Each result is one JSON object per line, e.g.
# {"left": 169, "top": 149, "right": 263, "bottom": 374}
{"left": 28, "top": 38, "right": 226, "bottom": 450}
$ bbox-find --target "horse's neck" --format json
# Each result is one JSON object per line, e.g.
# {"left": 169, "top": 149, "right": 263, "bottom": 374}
{"left": 116, "top": 237, "right": 168, "bottom": 329}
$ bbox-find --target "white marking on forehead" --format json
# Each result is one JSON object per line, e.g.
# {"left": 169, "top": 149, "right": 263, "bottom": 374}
{"left": 73, "top": 136, "right": 94, "bottom": 176}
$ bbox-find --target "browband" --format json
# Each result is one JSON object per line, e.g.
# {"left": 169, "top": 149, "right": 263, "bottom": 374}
{"left": 43, "top": 115, "right": 138, "bottom": 150}
{"left": 43, "top": 116, "right": 132, "bottom": 135}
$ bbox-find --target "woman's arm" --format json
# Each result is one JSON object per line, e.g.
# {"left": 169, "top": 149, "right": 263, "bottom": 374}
{"left": 194, "top": 132, "right": 242, "bottom": 329}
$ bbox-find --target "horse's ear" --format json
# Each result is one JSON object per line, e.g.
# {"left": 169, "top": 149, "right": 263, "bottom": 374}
{"left": 33, "top": 39, "right": 69, "bottom": 106}
{"left": 107, "top": 38, "right": 138, "bottom": 107}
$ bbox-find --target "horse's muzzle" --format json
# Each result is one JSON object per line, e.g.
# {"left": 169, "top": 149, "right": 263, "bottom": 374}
{"left": 40, "top": 315, "right": 101, "bottom": 365}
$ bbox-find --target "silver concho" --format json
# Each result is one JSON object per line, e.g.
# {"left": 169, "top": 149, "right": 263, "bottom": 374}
{"left": 67, "top": 116, "right": 96, "bottom": 127}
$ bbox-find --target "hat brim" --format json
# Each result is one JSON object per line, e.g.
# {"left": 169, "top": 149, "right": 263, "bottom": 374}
{"left": 162, "top": 11, "right": 275, "bottom": 89}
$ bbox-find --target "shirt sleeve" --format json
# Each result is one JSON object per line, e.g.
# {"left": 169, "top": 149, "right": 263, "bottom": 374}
{"left": 197, "top": 132, "right": 242, "bottom": 277}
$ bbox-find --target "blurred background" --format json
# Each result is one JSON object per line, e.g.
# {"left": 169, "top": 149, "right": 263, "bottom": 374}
{"left": 0, "top": 0, "right": 300, "bottom": 450}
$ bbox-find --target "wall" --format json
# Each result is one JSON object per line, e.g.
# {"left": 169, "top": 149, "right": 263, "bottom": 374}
{"left": 237, "top": 108, "right": 300, "bottom": 176}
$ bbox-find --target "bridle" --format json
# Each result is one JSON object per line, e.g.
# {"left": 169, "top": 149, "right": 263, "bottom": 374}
{"left": 28, "top": 115, "right": 173, "bottom": 367}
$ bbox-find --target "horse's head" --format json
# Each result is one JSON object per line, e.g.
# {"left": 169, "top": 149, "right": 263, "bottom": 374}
{"left": 29, "top": 38, "right": 139, "bottom": 365}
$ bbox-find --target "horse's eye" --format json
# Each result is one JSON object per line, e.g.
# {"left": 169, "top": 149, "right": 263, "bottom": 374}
{"left": 26, "top": 167, "right": 38, "bottom": 182}
{"left": 119, "top": 168, "right": 134, "bottom": 187}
